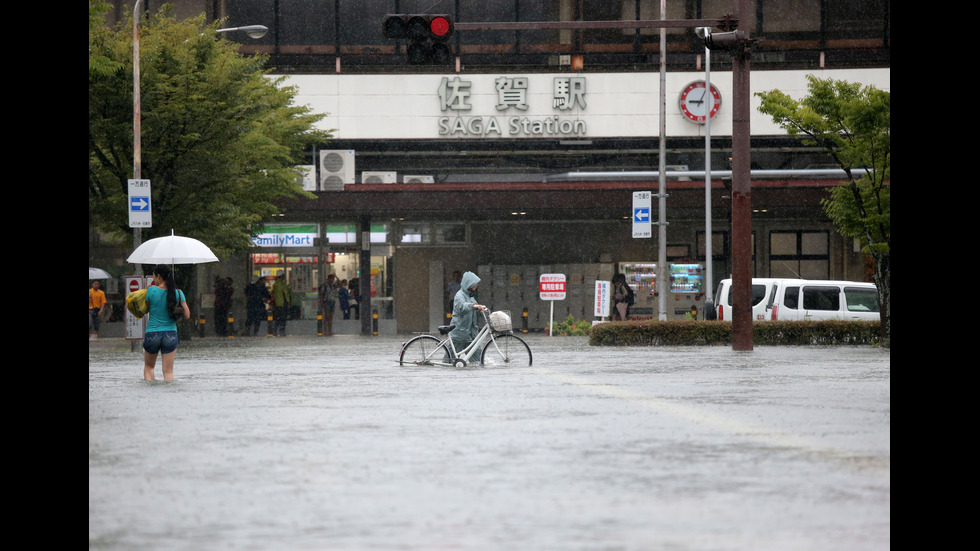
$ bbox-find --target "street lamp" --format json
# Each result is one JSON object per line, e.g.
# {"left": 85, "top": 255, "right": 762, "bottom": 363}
{"left": 696, "top": 26, "right": 714, "bottom": 317}
{"left": 132, "top": 0, "right": 268, "bottom": 270}
{"left": 216, "top": 25, "right": 268, "bottom": 39}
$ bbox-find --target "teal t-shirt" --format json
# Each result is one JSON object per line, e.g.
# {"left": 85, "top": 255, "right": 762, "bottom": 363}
{"left": 145, "top": 285, "right": 185, "bottom": 333}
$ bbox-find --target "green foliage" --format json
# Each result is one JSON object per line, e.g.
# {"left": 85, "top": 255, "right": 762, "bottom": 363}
{"left": 547, "top": 315, "right": 593, "bottom": 336}
{"left": 88, "top": 2, "right": 333, "bottom": 257}
{"left": 588, "top": 320, "right": 883, "bottom": 346}
{"left": 756, "top": 75, "right": 890, "bottom": 343}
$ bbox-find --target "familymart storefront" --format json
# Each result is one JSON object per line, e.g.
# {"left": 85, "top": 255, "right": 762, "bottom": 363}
{"left": 248, "top": 223, "right": 395, "bottom": 332}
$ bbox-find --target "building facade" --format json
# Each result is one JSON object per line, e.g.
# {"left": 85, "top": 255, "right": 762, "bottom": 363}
{"left": 97, "top": 1, "right": 890, "bottom": 334}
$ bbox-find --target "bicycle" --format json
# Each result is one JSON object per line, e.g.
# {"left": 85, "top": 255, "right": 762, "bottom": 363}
{"left": 398, "top": 309, "right": 532, "bottom": 367}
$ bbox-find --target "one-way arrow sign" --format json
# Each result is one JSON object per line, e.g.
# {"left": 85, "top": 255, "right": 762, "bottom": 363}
{"left": 632, "top": 191, "right": 651, "bottom": 238}
{"left": 130, "top": 196, "right": 150, "bottom": 211}
{"left": 128, "top": 179, "right": 152, "bottom": 228}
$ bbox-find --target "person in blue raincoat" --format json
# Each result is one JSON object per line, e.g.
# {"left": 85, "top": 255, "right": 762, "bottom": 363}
{"left": 449, "top": 271, "right": 486, "bottom": 360}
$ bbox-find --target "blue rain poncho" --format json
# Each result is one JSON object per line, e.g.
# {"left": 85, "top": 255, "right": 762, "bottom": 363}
{"left": 449, "top": 271, "right": 483, "bottom": 357}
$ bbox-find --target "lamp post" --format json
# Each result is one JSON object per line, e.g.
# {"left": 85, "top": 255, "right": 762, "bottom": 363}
{"left": 216, "top": 25, "right": 268, "bottom": 39}
{"left": 131, "top": 1, "right": 268, "bottom": 274}
{"left": 698, "top": 26, "right": 714, "bottom": 316}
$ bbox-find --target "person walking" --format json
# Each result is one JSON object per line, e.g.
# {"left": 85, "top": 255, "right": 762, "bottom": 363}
{"left": 272, "top": 272, "right": 292, "bottom": 337}
{"left": 339, "top": 279, "right": 354, "bottom": 320}
{"left": 213, "top": 276, "right": 233, "bottom": 337}
{"left": 89, "top": 280, "right": 107, "bottom": 340}
{"left": 142, "top": 264, "right": 189, "bottom": 381}
{"left": 318, "top": 273, "right": 339, "bottom": 336}
{"left": 449, "top": 271, "right": 486, "bottom": 360}
{"left": 612, "top": 273, "right": 633, "bottom": 321}
{"left": 244, "top": 277, "right": 270, "bottom": 336}
{"left": 348, "top": 277, "right": 360, "bottom": 320}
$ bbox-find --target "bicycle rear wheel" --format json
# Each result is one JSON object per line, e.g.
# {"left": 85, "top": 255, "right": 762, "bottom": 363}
{"left": 481, "top": 334, "right": 532, "bottom": 366}
{"left": 399, "top": 334, "right": 452, "bottom": 366}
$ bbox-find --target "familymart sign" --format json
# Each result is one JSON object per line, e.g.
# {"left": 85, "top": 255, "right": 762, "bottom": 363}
{"left": 251, "top": 224, "right": 318, "bottom": 247}
{"left": 437, "top": 75, "right": 588, "bottom": 137}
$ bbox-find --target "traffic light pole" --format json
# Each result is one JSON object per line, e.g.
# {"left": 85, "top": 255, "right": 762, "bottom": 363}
{"left": 391, "top": 10, "right": 755, "bottom": 350}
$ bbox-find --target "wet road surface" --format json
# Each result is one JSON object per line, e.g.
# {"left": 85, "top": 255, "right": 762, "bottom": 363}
{"left": 89, "top": 334, "right": 889, "bottom": 550}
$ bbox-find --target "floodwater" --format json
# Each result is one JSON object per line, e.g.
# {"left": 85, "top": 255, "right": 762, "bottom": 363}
{"left": 89, "top": 334, "right": 889, "bottom": 550}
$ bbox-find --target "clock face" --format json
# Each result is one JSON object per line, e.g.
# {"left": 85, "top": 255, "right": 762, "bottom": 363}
{"left": 679, "top": 81, "right": 721, "bottom": 124}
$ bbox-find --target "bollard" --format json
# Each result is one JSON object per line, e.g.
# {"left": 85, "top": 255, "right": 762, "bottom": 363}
{"left": 372, "top": 310, "right": 379, "bottom": 336}
{"left": 522, "top": 307, "right": 529, "bottom": 333}
{"left": 198, "top": 315, "right": 206, "bottom": 338}
{"left": 317, "top": 311, "right": 323, "bottom": 336}
{"left": 267, "top": 312, "right": 274, "bottom": 337}
{"left": 227, "top": 312, "right": 235, "bottom": 338}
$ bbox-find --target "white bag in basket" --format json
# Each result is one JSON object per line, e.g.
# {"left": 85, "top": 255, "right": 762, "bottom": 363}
{"left": 489, "top": 311, "right": 512, "bottom": 331}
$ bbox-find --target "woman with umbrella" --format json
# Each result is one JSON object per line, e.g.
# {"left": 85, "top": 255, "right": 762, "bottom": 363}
{"left": 143, "top": 264, "right": 190, "bottom": 382}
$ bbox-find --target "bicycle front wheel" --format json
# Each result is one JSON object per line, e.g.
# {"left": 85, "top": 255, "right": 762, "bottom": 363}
{"left": 481, "top": 334, "right": 532, "bottom": 366}
{"left": 399, "top": 335, "right": 453, "bottom": 366}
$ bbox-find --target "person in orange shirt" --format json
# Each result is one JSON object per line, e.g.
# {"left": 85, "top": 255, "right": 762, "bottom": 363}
{"left": 89, "top": 280, "right": 107, "bottom": 340}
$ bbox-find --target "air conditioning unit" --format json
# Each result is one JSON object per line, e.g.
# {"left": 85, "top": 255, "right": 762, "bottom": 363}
{"left": 403, "top": 175, "right": 435, "bottom": 184}
{"left": 296, "top": 165, "right": 316, "bottom": 191}
{"left": 361, "top": 171, "right": 397, "bottom": 184}
{"left": 665, "top": 164, "right": 690, "bottom": 181}
{"left": 319, "top": 150, "right": 355, "bottom": 190}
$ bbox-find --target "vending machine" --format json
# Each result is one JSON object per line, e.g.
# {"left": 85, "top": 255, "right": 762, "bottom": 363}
{"left": 667, "top": 263, "right": 706, "bottom": 319}
{"left": 618, "top": 262, "right": 707, "bottom": 320}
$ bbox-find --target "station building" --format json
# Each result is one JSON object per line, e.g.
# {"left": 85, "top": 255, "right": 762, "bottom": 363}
{"left": 95, "top": 1, "right": 890, "bottom": 335}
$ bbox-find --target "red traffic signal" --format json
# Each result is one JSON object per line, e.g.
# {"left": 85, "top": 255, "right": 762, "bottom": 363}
{"left": 383, "top": 14, "right": 454, "bottom": 64}
{"left": 383, "top": 14, "right": 453, "bottom": 40}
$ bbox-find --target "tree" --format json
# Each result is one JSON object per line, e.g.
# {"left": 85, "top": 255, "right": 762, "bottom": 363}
{"left": 757, "top": 75, "right": 890, "bottom": 345}
{"left": 89, "top": 2, "right": 332, "bottom": 258}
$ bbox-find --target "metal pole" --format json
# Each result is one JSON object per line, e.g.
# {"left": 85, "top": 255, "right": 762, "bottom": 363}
{"left": 730, "top": 0, "right": 753, "bottom": 350}
{"left": 704, "top": 29, "right": 713, "bottom": 309}
{"left": 657, "top": 0, "right": 667, "bottom": 321}
{"left": 360, "top": 215, "right": 373, "bottom": 335}
{"left": 133, "top": 0, "right": 143, "bottom": 277}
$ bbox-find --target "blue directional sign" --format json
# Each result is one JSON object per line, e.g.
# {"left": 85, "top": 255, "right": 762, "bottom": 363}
{"left": 632, "top": 191, "right": 651, "bottom": 238}
{"left": 128, "top": 179, "right": 152, "bottom": 228}
{"left": 131, "top": 196, "right": 150, "bottom": 211}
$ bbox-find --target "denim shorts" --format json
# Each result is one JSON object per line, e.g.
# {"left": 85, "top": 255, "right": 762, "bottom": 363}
{"left": 143, "top": 331, "right": 179, "bottom": 354}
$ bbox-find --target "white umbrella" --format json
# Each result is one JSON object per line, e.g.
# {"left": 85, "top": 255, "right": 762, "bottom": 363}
{"left": 127, "top": 230, "right": 220, "bottom": 266}
{"left": 89, "top": 267, "right": 112, "bottom": 279}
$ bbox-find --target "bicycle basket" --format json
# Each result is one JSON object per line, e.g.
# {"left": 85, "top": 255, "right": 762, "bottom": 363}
{"left": 488, "top": 310, "right": 512, "bottom": 332}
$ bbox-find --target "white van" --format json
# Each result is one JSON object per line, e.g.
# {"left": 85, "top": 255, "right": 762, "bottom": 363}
{"left": 766, "top": 279, "right": 880, "bottom": 321}
{"left": 714, "top": 278, "right": 807, "bottom": 321}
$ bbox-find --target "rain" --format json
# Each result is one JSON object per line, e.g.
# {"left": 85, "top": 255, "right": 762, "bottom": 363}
{"left": 90, "top": 335, "right": 889, "bottom": 550}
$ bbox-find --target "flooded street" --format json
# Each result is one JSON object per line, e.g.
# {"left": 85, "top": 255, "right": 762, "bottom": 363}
{"left": 90, "top": 334, "right": 889, "bottom": 550}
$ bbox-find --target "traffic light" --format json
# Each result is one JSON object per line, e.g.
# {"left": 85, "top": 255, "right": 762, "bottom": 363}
{"left": 383, "top": 14, "right": 454, "bottom": 65}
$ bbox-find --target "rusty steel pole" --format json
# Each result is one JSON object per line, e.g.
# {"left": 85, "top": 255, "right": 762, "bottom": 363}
{"left": 729, "top": 0, "right": 753, "bottom": 351}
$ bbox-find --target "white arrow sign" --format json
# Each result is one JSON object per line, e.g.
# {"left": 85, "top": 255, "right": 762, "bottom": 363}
{"left": 128, "top": 179, "right": 152, "bottom": 228}
{"left": 632, "top": 191, "right": 651, "bottom": 238}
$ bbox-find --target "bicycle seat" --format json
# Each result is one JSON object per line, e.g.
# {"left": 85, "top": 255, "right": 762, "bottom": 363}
{"left": 437, "top": 325, "right": 455, "bottom": 335}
